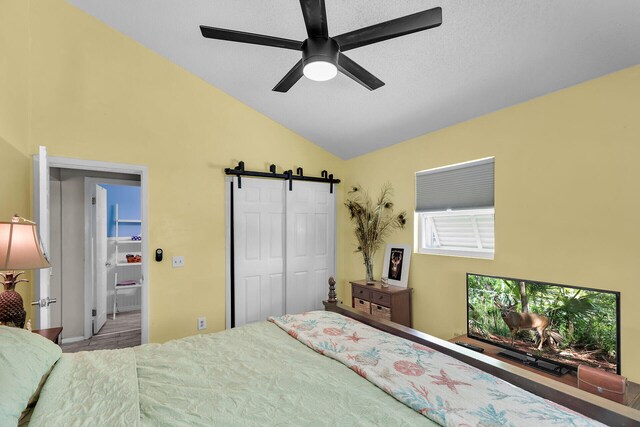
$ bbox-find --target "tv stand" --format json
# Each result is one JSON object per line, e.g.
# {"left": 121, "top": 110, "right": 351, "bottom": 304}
{"left": 497, "top": 349, "right": 570, "bottom": 377}
{"left": 451, "top": 335, "right": 640, "bottom": 409}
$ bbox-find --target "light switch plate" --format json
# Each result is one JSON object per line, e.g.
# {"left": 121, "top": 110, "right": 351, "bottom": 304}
{"left": 172, "top": 256, "right": 184, "bottom": 268}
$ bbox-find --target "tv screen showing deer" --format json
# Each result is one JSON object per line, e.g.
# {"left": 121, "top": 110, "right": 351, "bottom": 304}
{"left": 467, "top": 273, "right": 620, "bottom": 375}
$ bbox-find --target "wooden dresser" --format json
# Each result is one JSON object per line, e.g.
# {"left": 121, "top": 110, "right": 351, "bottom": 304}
{"left": 350, "top": 280, "right": 412, "bottom": 327}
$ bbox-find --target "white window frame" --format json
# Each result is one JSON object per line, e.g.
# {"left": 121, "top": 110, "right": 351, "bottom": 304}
{"left": 416, "top": 208, "right": 494, "bottom": 259}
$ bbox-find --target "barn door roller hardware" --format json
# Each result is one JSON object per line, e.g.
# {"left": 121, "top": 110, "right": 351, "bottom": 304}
{"left": 225, "top": 161, "right": 340, "bottom": 193}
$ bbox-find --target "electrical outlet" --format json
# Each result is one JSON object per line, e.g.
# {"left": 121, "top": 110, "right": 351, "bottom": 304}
{"left": 197, "top": 317, "right": 207, "bottom": 331}
{"left": 172, "top": 256, "right": 184, "bottom": 268}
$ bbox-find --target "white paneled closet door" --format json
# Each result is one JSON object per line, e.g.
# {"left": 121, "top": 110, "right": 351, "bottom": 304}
{"left": 230, "top": 177, "right": 336, "bottom": 327}
{"left": 233, "top": 178, "right": 285, "bottom": 327}
{"left": 285, "top": 181, "right": 336, "bottom": 314}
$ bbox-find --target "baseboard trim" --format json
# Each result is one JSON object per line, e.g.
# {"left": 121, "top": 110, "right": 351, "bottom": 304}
{"left": 61, "top": 336, "right": 85, "bottom": 344}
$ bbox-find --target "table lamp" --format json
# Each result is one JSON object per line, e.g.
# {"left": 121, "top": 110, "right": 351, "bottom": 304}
{"left": 0, "top": 215, "right": 50, "bottom": 328}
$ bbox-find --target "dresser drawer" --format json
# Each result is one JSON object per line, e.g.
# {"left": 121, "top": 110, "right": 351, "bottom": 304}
{"left": 353, "top": 299, "right": 371, "bottom": 314}
{"left": 352, "top": 284, "right": 371, "bottom": 301}
{"left": 349, "top": 280, "right": 412, "bottom": 328}
{"left": 371, "top": 304, "right": 392, "bottom": 321}
{"left": 370, "top": 290, "right": 391, "bottom": 307}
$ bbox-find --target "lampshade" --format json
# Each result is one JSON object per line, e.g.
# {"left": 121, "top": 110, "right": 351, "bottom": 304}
{"left": 0, "top": 218, "right": 50, "bottom": 271}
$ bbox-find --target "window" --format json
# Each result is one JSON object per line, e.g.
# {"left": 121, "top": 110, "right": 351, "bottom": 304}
{"left": 415, "top": 158, "right": 494, "bottom": 259}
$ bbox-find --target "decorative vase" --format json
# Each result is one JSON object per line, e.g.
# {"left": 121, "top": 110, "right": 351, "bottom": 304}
{"left": 364, "top": 254, "right": 375, "bottom": 284}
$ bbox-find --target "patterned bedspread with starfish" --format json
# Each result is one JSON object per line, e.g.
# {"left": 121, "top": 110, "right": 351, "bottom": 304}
{"left": 269, "top": 311, "right": 604, "bottom": 427}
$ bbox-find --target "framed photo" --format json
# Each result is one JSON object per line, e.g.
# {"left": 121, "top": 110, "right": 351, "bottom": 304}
{"left": 382, "top": 244, "right": 411, "bottom": 287}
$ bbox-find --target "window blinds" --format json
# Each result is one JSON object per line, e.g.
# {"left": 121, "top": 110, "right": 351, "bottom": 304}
{"left": 416, "top": 157, "right": 494, "bottom": 212}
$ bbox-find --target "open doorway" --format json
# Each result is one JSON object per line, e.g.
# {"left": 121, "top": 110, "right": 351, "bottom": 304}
{"left": 33, "top": 149, "right": 150, "bottom": 349}
{"left": 48, "top": 170, "right": 143, "bottom": 351}
{"left": 91, "top": 182, "right": 142, "bottom": 333}
{"left": 83, "top": 179, "right": 143, "bottom": 351}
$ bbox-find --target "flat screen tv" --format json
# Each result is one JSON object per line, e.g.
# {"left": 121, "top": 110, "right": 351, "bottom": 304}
{"left": 467, "top": 273, "right": 620, "bottom": 376}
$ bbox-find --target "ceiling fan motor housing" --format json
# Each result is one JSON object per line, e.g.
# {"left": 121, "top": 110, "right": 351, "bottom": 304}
{"left": 302, "top": 38, "right": 339, "bottom": 68}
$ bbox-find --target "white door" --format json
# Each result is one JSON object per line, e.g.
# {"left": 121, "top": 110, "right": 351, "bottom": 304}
{"left": 33, "top": 146, "right": 53, "bottom": 329}
{"left": 93, "top": 185, "right": 108, "bottom": 333}
{"left": 233, "top": 178, "right": 285, "bottom": 327}
{"left": 285, "top": 181, "right": 336, "bottom": 314}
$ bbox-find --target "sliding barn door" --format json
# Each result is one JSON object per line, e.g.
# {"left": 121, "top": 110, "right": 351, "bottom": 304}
{"left": 230, "top": 178, "right": 336, "bottom": 327}
{"left": 285, "top": 181, "right": 336, "bottom": 314}
{"left": 232, "top": 178, "right": 285, "bottom": 327}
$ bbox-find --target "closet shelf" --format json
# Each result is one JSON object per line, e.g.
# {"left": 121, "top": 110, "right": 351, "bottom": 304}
{"left": 113, "top": 203, "right": 143, "bottom": 320}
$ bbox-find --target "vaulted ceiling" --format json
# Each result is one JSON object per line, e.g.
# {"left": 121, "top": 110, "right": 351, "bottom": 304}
{"left": 68, "top": 0, "right": 640, "bottom": 159}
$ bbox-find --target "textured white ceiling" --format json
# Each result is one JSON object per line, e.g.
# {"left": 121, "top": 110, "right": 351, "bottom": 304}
{"left": 67, "top": 0, "right": 640, "bottom": 159}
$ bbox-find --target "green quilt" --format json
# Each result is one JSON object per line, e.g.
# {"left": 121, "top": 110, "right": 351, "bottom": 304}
{"left": 30, "top": 321, "right": 434, "bottom": 426}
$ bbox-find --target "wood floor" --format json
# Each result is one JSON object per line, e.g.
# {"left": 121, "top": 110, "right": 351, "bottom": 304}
{"left": 61, "top": 310, "right": 141, "bottom": 353}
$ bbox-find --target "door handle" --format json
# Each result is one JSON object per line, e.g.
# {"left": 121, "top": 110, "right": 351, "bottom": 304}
{"left": 31, "top": 297, "right": 58, "bottom": 308}
{"left": 105, "top": 262, "right": 112, "bottom": 267}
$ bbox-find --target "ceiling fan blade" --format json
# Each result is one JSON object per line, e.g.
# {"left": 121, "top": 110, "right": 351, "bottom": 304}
{"left": 299, "top": 0, "right": 328, "bottom": 38}
{"left": 273, "top": 60, "right": 304, "bottom": 92}
{"left": 200, "top": 25, "right": 303, "bottom": 51}
{"left": 334, "top": 7, "right": 442, "bottom": 52}
{"left": 337, "top": 53, "right": 384, "bottom": 91}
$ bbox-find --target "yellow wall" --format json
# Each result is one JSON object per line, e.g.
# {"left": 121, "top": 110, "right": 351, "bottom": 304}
{"left": 341, "top": 65, "right": 640, "bottom": 382}
{"left": 0, "top": 140, "right": 32, "bottom": 318}
{"left": 0, "top": 0, "right": 29, "bottom": 154}
{"left": 0, "top": 0, "right": 32, "bottom": 319}
{"left": 1, "top": 0, "right": 343, "bottom": 342}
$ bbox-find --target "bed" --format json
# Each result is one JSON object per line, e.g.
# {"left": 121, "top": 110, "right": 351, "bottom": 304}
{"left": 1, "top": 288, "right": 639, "bottom": 426}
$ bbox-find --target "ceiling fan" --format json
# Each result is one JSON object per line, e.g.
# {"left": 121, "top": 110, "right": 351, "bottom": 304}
{"left": 200, "top": 1, "right": 442, "bottom": 92}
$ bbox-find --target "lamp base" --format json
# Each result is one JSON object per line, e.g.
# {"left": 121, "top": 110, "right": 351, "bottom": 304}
{"left": 0, "top": 272, "right": 28, "bottom": 328}
{"left": 0, "top": 289, "right": 27, "bottom": 328}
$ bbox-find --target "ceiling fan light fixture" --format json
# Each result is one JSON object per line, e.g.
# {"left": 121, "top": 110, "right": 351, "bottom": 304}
{"left": 301, "top": 38, "right": 339, "bottom": 82}
{"left": 303, "top": 61, "right": 337, "bottom": 81}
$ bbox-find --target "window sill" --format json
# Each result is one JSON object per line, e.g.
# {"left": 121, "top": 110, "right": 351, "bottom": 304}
{"left": 417, "top": 247, "right": 494, "bottom": 260}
